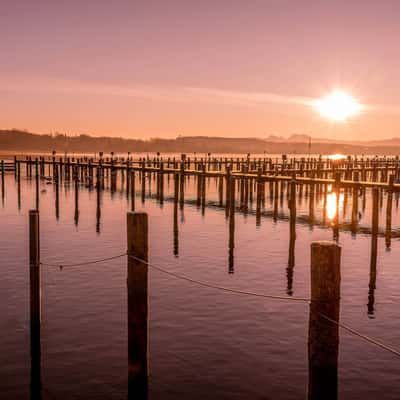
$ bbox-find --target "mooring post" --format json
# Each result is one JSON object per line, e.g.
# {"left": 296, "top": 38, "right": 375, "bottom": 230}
{"left": 17, "top": 161, "right": 21, "bottom": 210}
{"left": 173, "top": 173, "right": 179, "bottom": 256}
{"left": 385, "top": 176, "right": 394, "bottom": 249}
{"left": 308, "top": 241, "right": 341, "bottom": 400}
{"left": 74, "top": 177, "right": 79, "bottom": 226}
{"left": 131, "top": 172, "right": 136, "bottom": 212}
{"left": 1, "top": 160, "right": 4, "bottom": 206}
{"left": 179, "top": 161, "right": 185, "bottom": 210}
{"left": 127, "top": 212, "right": 149, "bottom": 399}
{"left": 29, "top": 209, "right": 42, "bottom": 398}
{"left": 288, "top": 181, "right": 296, "bottom": 294}
{"left": 228, "top": 176, "right": 235, "bottom": 273}
{"left": 368, "top": 187, "right": 379, "bottom": 316}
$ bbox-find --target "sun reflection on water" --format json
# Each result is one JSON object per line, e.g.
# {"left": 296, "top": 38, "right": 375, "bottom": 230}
{"left": 324, "top": 191, "right": 344, "bottom": 221}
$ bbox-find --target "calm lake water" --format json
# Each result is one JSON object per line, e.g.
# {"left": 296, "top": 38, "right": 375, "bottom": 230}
{"left": 1, "top": 165, "right": 400, "bottom": 399}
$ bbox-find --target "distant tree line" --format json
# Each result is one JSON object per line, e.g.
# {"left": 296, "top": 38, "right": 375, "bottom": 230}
{"left": 0, "top": 129, "right": 399, "bottom": 155}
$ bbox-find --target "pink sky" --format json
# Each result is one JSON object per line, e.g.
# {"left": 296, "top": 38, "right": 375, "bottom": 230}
{"left": 1, "top": 0, "right": 400, "bottom": 140}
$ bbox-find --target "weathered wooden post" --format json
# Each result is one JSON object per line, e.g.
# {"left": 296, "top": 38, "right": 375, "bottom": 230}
{"left": 385, "top": 176, "right": 394, "bottom": 249}
{"left": 218, "top": 175, "right": 224, "bottom": 207}
{"left": 368, "top": 187, "right": 379, "bottom": 316}
{"left": 131, "top": 172, "right": 136, "bottom": 212}
{"left": 96, "top": 174, "right": 101, "bottom": 233}
{"left": 225, "top": 166, "right": 231, "bottom": 218}
{"left": 308, "top": 241, "right": 341, "bottom": 400}
{"left": 179, "top": 161, "right": 185, "bottom": 210}
{"left": 74, "top": 178, "right": 79, "bottom": 226}
{"left": 1, "top": 160, "right": 4, "bottom": 206}
{"left": 127, "top": 212, "right": 149, "bottom": 399}
{"left": 287, "top": 181, "right": 296, "bottom": 295}
{"left": 273, "top": 180, "right": 278, "bottom": 222}
{"left": 228, "top": 177, "right": 235, "bottom": 274}
{"left": 55, "top": 169, "right": 60, "bottom": 220}
{"left": 256, "top": 168, "right": 262, "bottom": 225}
{"left": 17, "top": 161, "right": 21, "bottom": 210}
{"left": 201, "top": 164, "right": 206, "bottom": 215}
{"left": 29, "top": 210, "right": 42, "bottom": 398}
{"left": 35, "top": 159, "right": 39, "bottom": 210}
{"left": 173, "top": 173, "right": 179, "bottom": 257}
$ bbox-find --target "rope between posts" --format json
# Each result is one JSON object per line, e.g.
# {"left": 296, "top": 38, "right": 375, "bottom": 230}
{"left": 319, "top": 313, "right": 400, "bottom": 358}
{"left": 128, "top": 254, "right": 311, "bottom": 302}
{"left": 40, "top": 251, "right": 400, "bottom": 358}
{"left": 40, "top": 252, "right": 127, "bottom": 268}
{"left": 129, "top": 254, "right": 400, "bottom": 359}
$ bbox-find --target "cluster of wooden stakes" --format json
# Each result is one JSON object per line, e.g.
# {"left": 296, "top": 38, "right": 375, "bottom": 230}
{"left": 2, "top": 153, "right": 399, "bottom": 399}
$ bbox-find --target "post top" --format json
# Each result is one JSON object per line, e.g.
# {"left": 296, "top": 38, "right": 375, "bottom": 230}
{"left": 29, "top": 209, "right": 39, "bottom": 215}
{"left": 311, "top": 241, "right": 340, "bottom": 248}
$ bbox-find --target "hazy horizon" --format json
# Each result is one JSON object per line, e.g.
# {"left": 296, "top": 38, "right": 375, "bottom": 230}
{"left": 2, "top": 1, "right": 400, "bottom": 140}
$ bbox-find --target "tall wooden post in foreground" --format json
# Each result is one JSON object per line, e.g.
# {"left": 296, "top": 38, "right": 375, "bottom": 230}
{"left": 29, "top": 209, "right": 42, "bottom": 399}
{"left": 127, "top": 212, "right": 149, "bottom": 399}
{"left": 308, "top": 241, "right": 341, "bottom": 400}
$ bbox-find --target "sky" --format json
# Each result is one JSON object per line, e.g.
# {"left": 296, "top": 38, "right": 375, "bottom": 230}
{"left": 1, "top": 0, "right": 400, "bottom": 140}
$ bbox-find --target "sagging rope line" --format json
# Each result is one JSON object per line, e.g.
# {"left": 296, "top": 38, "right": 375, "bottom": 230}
{"left": 40, "top": 252, "right": 126, "bottom": 269}
{"left": 128, "top": 254, "right": 311, "bottom": 302}
{"left": 40, "top": 252, "right": 400, "bottom": 358}
{"left": 129, "top": 254, "right": 400, "bottom": 359}
{"left": 319, "top": 313, "right": 400, "bottom": 358}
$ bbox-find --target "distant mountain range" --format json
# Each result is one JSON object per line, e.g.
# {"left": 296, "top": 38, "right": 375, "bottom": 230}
{"left": 1, "top": 129, "right": 400, "bottom": 155}
{"left": 265, "top": 133, "right": 400, "bottom": 147}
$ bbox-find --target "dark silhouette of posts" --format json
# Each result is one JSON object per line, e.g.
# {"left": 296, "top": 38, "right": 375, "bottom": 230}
{"left": 131, "top": 172, "right": 136, "bottom": 212}
{"left": 1, "top": 160, "right": 4, "bottom": 206}
{"left": 29, "top": 210, "right": 42, "bottom": 399}
{"left": 287, "top": 181, "right": 296, "bottom": 295}
{"left": 308, "top": 241, "right": 341, "bottom": 400}
{"left": 256, "top": 169, "right": 262, "bottom": 225}
{"left": 368, "top": 187, "right": 379, "bottom": 316}
{"left": 17, "top": 161, "right": 21, "bottom": 210}
{"left": 173, "top": 173, "right": 179, "bottom": 256}
{"left": 385, "top": 176, "right": 394, "bottom": 249}
{"left": 74, "top": 178, "right": 79, "bottom": 226}
{"left": 35, "top": 160, "right": 39, "bottom": 210}
{"left": 127, "top": 212, "right": 149, "bottom": 399}
{"left": 179, "top": 162, "right": 185, "bottom": 210}
{"left": 228, "top": 177, "right": 235, "bottom": 274}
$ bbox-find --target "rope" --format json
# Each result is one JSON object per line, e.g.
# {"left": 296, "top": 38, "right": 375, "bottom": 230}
{"left": 128, "top": 254, "right": 310, "bottom": 302}
{"left": 40, "top": 251, "right": 400, "bottom": 358}
{"left": 320, "top": 313, "right": 400, "bottom": 358}
{"left": 129, "top": 254, "right": 400, "bottom": 358}
{"left": 40, "top": 252, "right": 126, "bottom": 269}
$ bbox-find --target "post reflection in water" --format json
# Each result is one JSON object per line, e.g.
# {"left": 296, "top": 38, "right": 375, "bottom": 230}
{"left": 173, "top": 173, "right": 179, "bottom": 257}
{"left": 287, "top": 181, "right": 296, "bottom": 295}
{"left": 228, "top": 177, "right": 236, "bottom": 274}
{"left": 368, "top": 188, "right": 380, "bottom": 317}
{"left": 6, "top": 158, "right": 400, "bottom": 399}
{"left": 74, "top": 179, "right": 79, "bottom": 227}
{"left": 323, "top": 189, "right": 343, "bottom": 241}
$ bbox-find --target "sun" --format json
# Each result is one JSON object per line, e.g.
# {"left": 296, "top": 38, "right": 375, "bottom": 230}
{"left": 313, "top": 90, "right": 363, "bottom": 122}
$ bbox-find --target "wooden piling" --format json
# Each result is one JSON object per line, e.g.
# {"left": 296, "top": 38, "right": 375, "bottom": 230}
{"left": 127, "top": 212, "right": 149, "bottom": 398}
{"left": 308, "top": 241, "right": 341, "bottom": 400}
{"left": 29, "top": 209, "right": 42, "bottom": 398}
{"left": 385, "top": 176, "right": 393, "bottom": 249}
{"left": 74, "top": 178, "right": 79, "bottom": 226}
{"left": 1, "top": 160, "right": 4, "bottom": 206}
{"left": 287, "top": 181, "right": 297, "bottom": 295}
{"left": 229, "top": 177, "right": 235, "bottom": 273}
{"left": 368, "top": 187, "right": 379, "bottom": 316}
{"left": 173, "top": 173, "right": 179, "bottom": 256}
{"left": 131, "top": 172, "right": 136, "bottom": 212}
